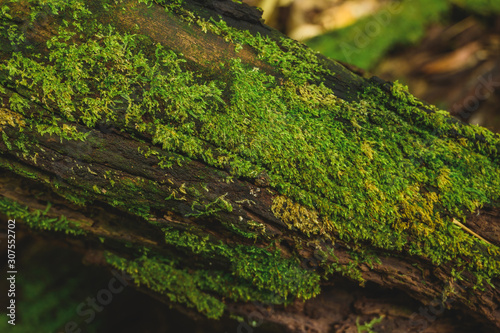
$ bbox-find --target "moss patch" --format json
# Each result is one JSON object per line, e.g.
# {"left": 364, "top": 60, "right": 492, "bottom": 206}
{"left": 0, "top": 196, "right": 86, "bottom": 236}
{"left": 0, "top": 0, "right": 499, "bottom": 320}
{"left": 105, "top": 226, "right": 322, "bottom": 319}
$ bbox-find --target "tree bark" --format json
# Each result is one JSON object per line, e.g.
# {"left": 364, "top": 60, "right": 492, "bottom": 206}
{"left": 1, "top": 0, "right": 499, "bottom": 332}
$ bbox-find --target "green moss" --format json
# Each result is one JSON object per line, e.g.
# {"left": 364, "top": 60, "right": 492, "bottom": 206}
{"left": 271, "top": 195, "right": 333, "bottom": 237}
{"left": 306, "top": 0, "right": 450, "bottom": 69}
{"left": 105, "top": 251, "right": 226, "bottom": 319}
{"left": 0, "top": 156, "right": 44, "bottom": 182}
{"left": 1, "top": 0, "right": 500, "bottom": 320}
{"left": 222, "top": 219, "right": 259, "bottom": 239}
{"left": 105, "top": 226, "right": 321, "bottom": 318}
{"left": 0, "top": 196, "right": 86, "bottom": 236}
{"left": 162, "top": 227, "right": 321, "bottom": 298}
{"left": 1, "top": 131, "right": 12, "bottom": 150}
{"left": 0, "top": 246, "right": 105, "bottom": 333}
{"left": 187, "top": 193, "right": 232, "bottom": 217}
{"left": 356, "top": 315, "right": 385, "bottom": 333}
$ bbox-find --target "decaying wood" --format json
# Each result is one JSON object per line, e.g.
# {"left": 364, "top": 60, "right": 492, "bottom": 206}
{"left": 0, "top": 0, "right": 499, "bottom": 332}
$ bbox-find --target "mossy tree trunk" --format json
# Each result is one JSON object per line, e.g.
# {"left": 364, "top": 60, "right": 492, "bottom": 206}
{"left": 1, "top": 0, "right": 500, "bottom": 332}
